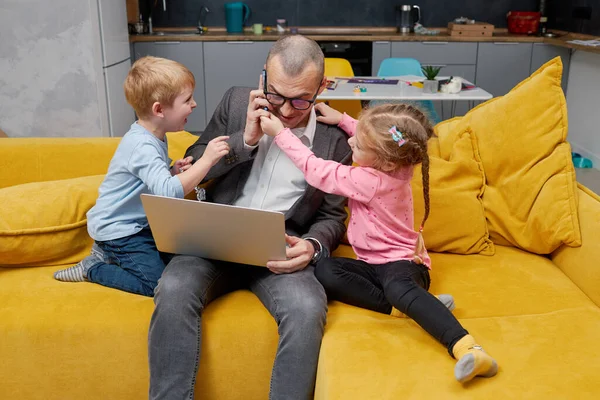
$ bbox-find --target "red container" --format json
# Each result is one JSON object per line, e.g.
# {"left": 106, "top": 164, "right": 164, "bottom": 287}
{"left": 507, "top": 11, "right": 540, "bottom": 34}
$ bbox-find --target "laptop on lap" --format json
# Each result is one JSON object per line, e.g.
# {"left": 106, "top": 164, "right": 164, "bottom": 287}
{"left": 141, "top": 194, "right": 287, "bottom": 267}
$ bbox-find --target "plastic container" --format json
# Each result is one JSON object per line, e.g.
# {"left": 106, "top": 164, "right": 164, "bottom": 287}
{"left": 507, "top": 11, "right": 540, "bottom": 34}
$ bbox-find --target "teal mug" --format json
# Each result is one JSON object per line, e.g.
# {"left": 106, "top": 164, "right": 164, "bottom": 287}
{"left": 225, "top": 2, "right": 251, "bottom": 33}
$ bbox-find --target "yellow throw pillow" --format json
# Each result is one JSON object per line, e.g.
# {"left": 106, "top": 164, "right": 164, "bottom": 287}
{"left": 411, "top": 121, "right": 495, "bottom": 255}
{"left": 454, "top": 57, "right": 580, "bottom": 253}
{"left": 0, "top": 175, "right": 104, "bottom": 267}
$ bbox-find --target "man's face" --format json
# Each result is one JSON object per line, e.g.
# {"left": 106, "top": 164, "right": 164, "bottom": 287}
{"left": 264, "top": 57, "right": 325, "bottom": 129}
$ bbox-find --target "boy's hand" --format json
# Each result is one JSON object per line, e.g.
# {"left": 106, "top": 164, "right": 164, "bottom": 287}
{"left": 259, "top": 113, "right": 285, "bottom": 137}
{"left": 171, "top": 156, "right": 193, "bottom": 175}
{"left": 201, "top": 136, "right": 230, "bottom": 166}
{"left": 315, "top": 102, "right": 343, "bottom": 125}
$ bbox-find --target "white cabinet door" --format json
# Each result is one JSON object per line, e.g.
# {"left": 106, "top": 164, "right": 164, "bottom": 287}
{"left": 97, "top": 0, "right": 130, "bottom": 65}
{"left": 104, "top": 59, "right": 135, "bottom": 137}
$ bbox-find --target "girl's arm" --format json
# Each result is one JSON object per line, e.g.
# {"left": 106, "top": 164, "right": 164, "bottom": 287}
{"left": 274, "top": 128, "right": 379, "bottom": 204}
{"left": 338, "top": 113, "right": 358, "bottom": 138}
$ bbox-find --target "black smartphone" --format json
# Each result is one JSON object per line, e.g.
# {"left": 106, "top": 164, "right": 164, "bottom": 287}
{"left": 261, "top": 69, "right": 269, "bottom": 111}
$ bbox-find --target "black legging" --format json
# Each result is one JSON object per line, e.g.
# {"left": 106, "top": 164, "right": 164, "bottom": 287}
{"left": 315, "top": 257, "right": 468, "bottom": 356}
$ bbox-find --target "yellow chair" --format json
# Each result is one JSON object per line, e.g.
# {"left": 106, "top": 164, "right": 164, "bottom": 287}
{"left": 323, "top": 58, "right": 363, "bottom": 119}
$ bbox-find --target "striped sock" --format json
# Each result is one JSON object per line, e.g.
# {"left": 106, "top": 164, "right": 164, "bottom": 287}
{"left": 53, "top": 255, "right": 99, "bottom": 283}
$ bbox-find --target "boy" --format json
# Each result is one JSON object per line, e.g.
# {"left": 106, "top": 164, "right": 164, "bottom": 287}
{"left": 54, "top": 56, "right": 229, "bottom": 296}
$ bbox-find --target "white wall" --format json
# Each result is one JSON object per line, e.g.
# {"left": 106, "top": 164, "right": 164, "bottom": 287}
{"left": 0, "top": 0, "right": 106, "bottom": 137}
{"left": 566, "top": 50, "right": 600, "bottom": 169}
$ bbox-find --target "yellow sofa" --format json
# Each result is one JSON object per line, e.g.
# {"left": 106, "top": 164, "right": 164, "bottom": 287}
{"left": 2, "top": 58, "right": 600, "bottom": 399}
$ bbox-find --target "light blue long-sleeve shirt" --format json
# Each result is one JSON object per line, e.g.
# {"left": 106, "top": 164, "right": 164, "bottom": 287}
{"left": 87, "top": 122, "right": 185, "bottom": 241}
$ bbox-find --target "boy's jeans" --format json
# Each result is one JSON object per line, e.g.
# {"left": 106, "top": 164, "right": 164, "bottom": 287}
{"left": 87, "top": 228, "right": 171, "bottom": 296}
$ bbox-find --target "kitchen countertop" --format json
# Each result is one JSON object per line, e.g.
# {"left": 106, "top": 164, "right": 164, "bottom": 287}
{"left": 129, "top": 27, "right": 600, "bottom": 55}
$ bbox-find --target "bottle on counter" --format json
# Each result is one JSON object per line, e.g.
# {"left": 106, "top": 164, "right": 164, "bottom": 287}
{"left": 276, "top": 19, "right": 287, "bottom": 33}
{"left": 539, "top": 0, "right": 548, "bottom": 35}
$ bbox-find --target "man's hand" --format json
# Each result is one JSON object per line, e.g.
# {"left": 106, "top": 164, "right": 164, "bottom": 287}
{"left": 171, "top": 156, "right": 193, "bottom": 176}
{"left": 244, "top": 73, "right": 271, "bottom": 146}
{"left": 315, "top": 102, "right": 343, "bottom": 125}
{"left": 259, "top": 113, "right": 285, "bottom": 137}
{"left": 200, "top": 136, "right": 230, "bottom": 167}
{"left": 266, "top": 234, "right": 315, "bottom": 274}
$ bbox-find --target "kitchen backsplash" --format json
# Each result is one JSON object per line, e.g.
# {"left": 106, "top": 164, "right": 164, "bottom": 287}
{"left": 141, "top": 0, "right": 540, "bottom": 29}
{"left": 549, "top": 0, "right": 599, "bottom": 36}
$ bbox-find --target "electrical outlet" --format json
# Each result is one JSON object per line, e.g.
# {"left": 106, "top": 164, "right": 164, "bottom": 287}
{"left": 572, "top": 6, "right": 592, "bottom": 20}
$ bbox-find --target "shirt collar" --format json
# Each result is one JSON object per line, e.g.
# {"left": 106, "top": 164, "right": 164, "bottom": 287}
{"left": 290, "top": 108, "right": 316, "bottom": 146}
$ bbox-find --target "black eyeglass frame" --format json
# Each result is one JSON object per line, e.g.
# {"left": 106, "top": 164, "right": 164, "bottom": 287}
{"left": 262, "top": 69, "right": 321, "bottom": 111}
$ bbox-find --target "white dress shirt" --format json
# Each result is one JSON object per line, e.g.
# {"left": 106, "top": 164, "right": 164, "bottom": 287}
{"left": 235, "top": 109, "right": 317, "bottom": 214}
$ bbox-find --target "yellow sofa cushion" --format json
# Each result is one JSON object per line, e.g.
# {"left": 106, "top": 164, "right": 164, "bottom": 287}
{"left": 0, "top": 175, "right": 104, "bottom": 267}
{"left": 454, "top": 57, "right": 580, "bottom": 254}
{"left": 0, "top": 266, "right": 277, "bottom": 400}
{"left": 411, "top": 124, "right": 494, "bottom": 255}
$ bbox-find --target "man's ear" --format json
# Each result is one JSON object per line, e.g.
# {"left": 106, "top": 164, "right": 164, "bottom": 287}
{"left": 151, "top": 102, "right": 163, "bottom": 118}
{"left": 316, "top": 76, "right": 327, "bottom": 95}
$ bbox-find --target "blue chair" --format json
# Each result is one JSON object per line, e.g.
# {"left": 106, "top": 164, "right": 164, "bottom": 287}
{"left": 374, "top": 58, "right": 440, "bottom": 124}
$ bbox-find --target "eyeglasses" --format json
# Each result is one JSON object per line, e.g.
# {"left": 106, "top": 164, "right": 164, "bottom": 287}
{"left": 263, "top": 69, "right": 320, "bottom": 111}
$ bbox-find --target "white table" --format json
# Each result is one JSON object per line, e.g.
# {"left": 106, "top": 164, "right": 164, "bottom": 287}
{"left": 317, "top": 75, "right": 493, "bottom": 117}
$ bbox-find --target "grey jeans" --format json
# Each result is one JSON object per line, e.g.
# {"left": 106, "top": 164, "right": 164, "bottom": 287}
{"left": 148, "top": 255, "right": 328, "bottom": 400}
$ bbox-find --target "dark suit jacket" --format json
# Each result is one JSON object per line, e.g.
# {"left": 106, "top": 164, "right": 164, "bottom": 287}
{"left": 185, "top": 87, "right": 353, "bottom": 254}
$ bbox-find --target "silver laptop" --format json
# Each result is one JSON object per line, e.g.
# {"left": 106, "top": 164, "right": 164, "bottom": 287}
{"left": 141, "top": 194, "right": 287, "bottom": 267}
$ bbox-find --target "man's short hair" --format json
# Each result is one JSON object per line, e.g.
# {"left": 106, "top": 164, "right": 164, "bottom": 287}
{"left": 266, "top": 35, "right": 324, "bottom": 80}
{"left": 124, "top": 56, "right": 195, "bottom": 118}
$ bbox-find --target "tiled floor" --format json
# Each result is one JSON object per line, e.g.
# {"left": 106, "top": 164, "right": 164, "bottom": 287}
{"left": 576, "top": 168, "right": 600, "bottom": 194}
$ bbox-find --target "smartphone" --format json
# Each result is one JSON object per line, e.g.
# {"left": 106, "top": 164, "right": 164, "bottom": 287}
{"left": 261, "top": 69, "right": 269, "bottom": 111}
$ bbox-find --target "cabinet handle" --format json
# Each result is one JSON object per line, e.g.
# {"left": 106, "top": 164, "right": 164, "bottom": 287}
{"left": 422, "top": 42, "right": 449, "bottom": 45}
{"left": 227, "top": 41, "right": 254, "bottom": 44}
{"left": 493, "top": 42, "right": 520, "bottom": 45}
{"left": 374, "top": 41, "right": 390, "bottom": 44}
{"left": 155, "top": 41, "right": 181, "bottom": 45}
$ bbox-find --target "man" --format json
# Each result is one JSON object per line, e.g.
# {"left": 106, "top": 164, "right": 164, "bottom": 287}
{"left": 148, "top": 35, "right": 352, "bottom": 400}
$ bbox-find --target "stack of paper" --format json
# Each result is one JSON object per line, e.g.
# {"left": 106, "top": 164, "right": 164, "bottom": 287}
{"left": 567, "top": 39, "right": 600, "bottom": 47}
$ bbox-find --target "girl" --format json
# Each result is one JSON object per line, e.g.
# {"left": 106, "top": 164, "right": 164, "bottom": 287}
{"left": 260, "top": 102, "right": 498, "bottom": 383}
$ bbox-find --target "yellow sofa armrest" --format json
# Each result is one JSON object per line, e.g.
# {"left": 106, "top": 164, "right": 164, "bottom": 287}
{"left": 0, "top": 138, "right": 121, "bottom": 189}
{"left": 551, "top": 184, "right": 600, "bottom": 306}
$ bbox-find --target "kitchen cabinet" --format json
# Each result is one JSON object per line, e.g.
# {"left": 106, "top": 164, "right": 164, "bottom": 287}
{"left": 132, "top": 42, "right": 206, "bottom": 133}
{"left": 203, "top": 41, "right": 274, "bottom": 122}
{"left": 391, "top": 42, "right": 478, "bottom": 65}
{"left": 530, "top": 43, "right": 571, "bottom": 93}
{"left": 372, "top": 41, "right": 391, "bottom": 75}
{"left": 475, "top": 42, "right": 533, "bottom": 97}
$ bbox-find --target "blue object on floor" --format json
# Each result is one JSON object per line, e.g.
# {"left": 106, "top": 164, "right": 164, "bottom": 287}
{"left": 373, "top": 58, "right": 441, "bottom": 124}
{"left": 572, "top": 152, "right": 593, "bottom": 168}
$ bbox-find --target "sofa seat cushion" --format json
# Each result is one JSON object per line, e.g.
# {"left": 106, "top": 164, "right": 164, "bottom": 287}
{"left": 333, "top": 244, "right": 592, "bottom": 319}
{"left": 0, "top": 266, "right": 277, "bottom": 400}
{"left": 317, "top": 304, "right": 600, "bottom": 399}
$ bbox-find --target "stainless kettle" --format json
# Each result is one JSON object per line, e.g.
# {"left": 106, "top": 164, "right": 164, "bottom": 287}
{"left": 396, "top": 5, "right": 421, "bottom": 33}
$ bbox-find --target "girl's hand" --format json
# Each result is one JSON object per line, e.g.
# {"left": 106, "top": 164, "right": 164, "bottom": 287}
{"left": 171, "top": 156, "right": 193, "bottom": 175}
{"left": 260, "top": 113, "right": 285, "bottom": 137}
{"left": 315, "top": 102, "right": 343, "bottom": 125}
